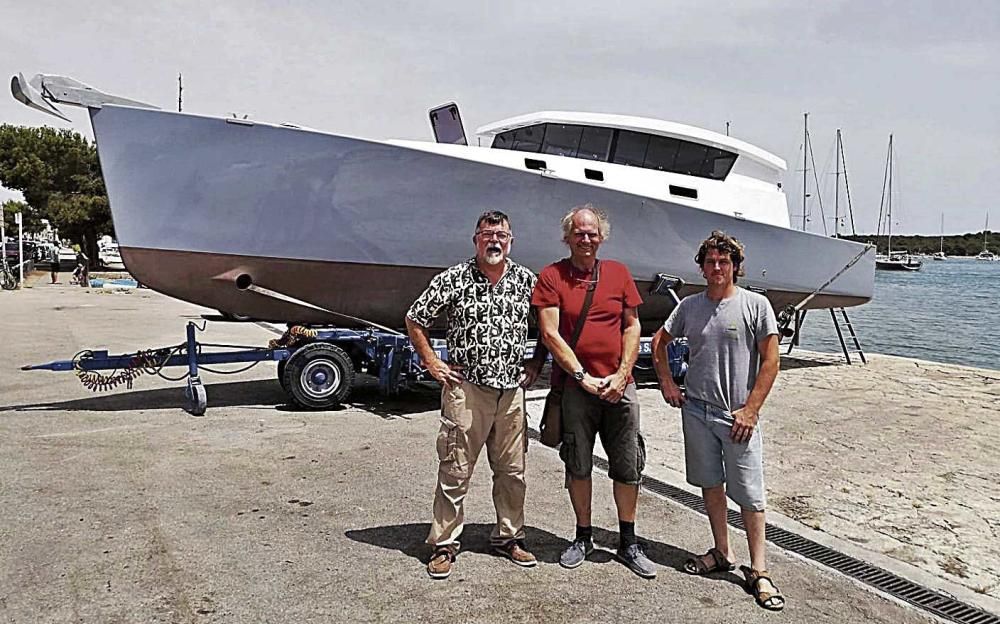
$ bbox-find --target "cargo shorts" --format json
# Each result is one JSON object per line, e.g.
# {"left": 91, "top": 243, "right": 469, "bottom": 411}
{"left": 559, "top": 382, "right": 645, "bottom": 485}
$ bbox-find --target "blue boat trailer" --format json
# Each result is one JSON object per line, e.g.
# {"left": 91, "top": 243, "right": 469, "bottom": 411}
{"left": 21, "top": 275, "right": 690, "bottom": 416}
{"left": 21, "top": 321, "right": 452, "bottom": 416}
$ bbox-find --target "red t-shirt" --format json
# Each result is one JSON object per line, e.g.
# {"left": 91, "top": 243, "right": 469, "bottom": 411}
{"left": 531, "top": 258, "right": 643, "bottom": 386}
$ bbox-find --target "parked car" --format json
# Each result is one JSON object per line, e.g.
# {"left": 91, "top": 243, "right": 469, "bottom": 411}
{"left": 3, "top": 241, "right": 36, "bottom": 265}
{"left": 58, "top": 246, "right": 78, "bottom": 264}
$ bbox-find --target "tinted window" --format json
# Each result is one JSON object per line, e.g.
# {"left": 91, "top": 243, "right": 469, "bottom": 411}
{"left": 492, "top": 130, "right": 515, "bottom": 149}
{"left": 702, "top": 147, "right": 738, "bottom": 179}
{"left": 510, "top": 124, "right": 545, "bottom": 153}
{"left": 577, "top": 126, "right": 614, "bottom": 161}
{"left": 611, "top": 130, "right": 649, "bottom": 166}
{"left": 541, "top": 124, "right": 583, "bottom": 157}
{"left": 673, "top": 142, "right": 709, "bottom": 176}
{"left": 644, "top": 135, "right": 681, "bottom": 171}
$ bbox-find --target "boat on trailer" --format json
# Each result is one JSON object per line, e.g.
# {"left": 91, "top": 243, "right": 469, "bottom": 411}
{"left": 11, "top": 73, "right": 875, "bottom": 332}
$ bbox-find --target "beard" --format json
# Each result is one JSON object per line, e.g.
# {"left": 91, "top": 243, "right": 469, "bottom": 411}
{"left": 484, "top": 248, "right": 504, "bottom": 265}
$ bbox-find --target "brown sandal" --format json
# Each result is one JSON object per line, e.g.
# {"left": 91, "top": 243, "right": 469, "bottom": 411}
{"left": 683, "top": 547, "right": 736, "bottom": 575}
{"left": 741, "top": 566, "right": 786, "bottom": 611}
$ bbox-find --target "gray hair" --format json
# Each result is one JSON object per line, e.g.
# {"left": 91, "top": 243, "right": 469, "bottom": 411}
{"left": 560, "top": 204, "right": 611, "bottom": 243}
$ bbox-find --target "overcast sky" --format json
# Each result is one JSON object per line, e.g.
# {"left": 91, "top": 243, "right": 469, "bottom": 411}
{"left": 1, "top": 0, "right": 996, "bottom": 235}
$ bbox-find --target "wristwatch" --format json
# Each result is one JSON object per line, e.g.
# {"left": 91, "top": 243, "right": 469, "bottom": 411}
{"left": 572, "top": 369, "right": 586, "bottom": 382}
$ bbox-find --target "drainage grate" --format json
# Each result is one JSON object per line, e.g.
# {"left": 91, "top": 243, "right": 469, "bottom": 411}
{"left": 527, "top": 427, "right": 998, "bottom": 624}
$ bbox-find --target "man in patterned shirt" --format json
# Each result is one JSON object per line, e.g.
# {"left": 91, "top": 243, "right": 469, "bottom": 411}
{"left": 406, "top": 210, "right": 546, "bottom": 580}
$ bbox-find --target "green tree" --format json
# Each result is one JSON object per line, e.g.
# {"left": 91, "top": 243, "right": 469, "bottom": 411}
{"left": 2, "top": 199, "right": 45, "bottom": 235}
{"left": 0, "top": 124, "right": 110, "bottom": 265}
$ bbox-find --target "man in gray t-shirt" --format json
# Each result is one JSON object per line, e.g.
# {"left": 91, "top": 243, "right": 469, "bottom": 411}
{"left": 652, "top": 231, "right": 785, "bottom": 611}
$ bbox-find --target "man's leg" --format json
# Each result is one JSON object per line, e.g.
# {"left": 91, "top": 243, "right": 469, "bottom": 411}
{"left": 743, "top": 507, "right": 766, "bottom": 572}
{"left": 703, "top": 485, "right": 734, "bottom": 563}
{"left": 559, "top": 384, "right": 600, "bottom": 569}
{"left": 485, "top": 387, "right": 531, "bottom": 559}
{"left": 427, "top": 382, "right": 494, "bottom": 548}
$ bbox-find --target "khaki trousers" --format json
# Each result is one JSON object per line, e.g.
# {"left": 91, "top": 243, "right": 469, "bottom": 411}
{"left": 427, "top": 381, "right": 527, "bottom": 548}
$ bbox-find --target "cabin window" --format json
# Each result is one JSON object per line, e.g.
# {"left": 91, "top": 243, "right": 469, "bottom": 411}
{"left": 673, "top": 142, "right": 709, "bottom": 176}
{"left": 492, "top": 130, "right": 515, "bottom": 149}
{"left": 611, "top": 130, "right": 650, "bottom": 167}
{"left": 510, "top": 124, "right": 545, "bottom": 153}
{"left": 577, "top": 126, "right": 614, "bottom": 161}
{"left": 541, "top": 124, "right": 583, "bottom": 157}
{"left": 702, "top": 148, "right": 738, "bottom": 179}
{"left": 643, "top": 135, "right": 682, "bottom": 171}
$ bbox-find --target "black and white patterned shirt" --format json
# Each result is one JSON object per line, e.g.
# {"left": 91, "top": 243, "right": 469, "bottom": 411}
{"left": 407, "top": 258, "right": 537, "bottom": 389}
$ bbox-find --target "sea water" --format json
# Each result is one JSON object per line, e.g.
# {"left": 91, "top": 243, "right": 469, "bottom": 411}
{"left": 794, "top": 257, "right": 999, "bottom": 371}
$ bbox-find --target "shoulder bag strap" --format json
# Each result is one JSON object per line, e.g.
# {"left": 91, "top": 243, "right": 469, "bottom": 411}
{"left": 566, "top": 260, "right": 600, "bottom": 360}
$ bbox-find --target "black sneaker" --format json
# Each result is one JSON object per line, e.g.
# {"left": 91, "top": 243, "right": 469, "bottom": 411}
{"left": 617, "top": 542, "right": 657, "bottom": 579}
{"left": 559, "top": 538, "right": 594, "bottom": 569}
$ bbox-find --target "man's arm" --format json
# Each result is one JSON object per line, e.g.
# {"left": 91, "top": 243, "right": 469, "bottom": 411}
{"left": 651, "top": 327, "right": 685, "bottom": 407}
{"left": 730, "top": 334, "right": 780, "bottom": 443}
{"left": 537, "top": 306, "right": 604, "bottom": 395}
{"left": 598, "top": 306, "right": 640, "bottom": 403}
{"left": 405, "top": 317, "right": 464, "bottom": 386}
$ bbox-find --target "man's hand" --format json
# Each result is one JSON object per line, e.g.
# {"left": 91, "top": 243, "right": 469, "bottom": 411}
{"left": 520, "top": 358, "right": 544, "bottom": 388}
{"left": 427, "top": 357, "right": 465, "bottom": 387}
{"left": 730, "top": 405, "right": 758, "bottom": 443}
{"left": 579, "top": 373, "right": 605, "bottom": 397}
{"left": 598, "top": 371, "right": 628, "bottom": 403}
{"left": 659, "top": 379, "right": 685, "bottom": 408}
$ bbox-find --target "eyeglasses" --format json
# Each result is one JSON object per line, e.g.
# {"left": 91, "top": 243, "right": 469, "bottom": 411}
{"left": 476, "top": 230, "right": 512, "bottom": 242}
{"left": 572, "top": 231, "right": 601, "bottom": 241}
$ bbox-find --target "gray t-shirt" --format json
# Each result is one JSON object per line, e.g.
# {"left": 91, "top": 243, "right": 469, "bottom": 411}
{"left": 663, "top": 287, "right": 778, "bottom": 412}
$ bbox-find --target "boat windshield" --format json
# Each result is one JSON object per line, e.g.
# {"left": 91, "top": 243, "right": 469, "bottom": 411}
{"left": 491, "top": 122, "right": 738, "bottom": 181}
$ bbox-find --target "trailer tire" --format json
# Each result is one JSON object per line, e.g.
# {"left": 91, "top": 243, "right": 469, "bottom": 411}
{"left": 282, "top": 342, "right": 354, "bottom": 409}
{"left": 277, "top": 360, "right": 288, "bottom": 391}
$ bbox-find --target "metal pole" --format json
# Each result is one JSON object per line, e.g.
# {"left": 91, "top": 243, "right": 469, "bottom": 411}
{"left": 15, "top": 212, "right": 24, "bottom": 286}
{"left": 178, "top": 73, "right": 183, "bottom": 112}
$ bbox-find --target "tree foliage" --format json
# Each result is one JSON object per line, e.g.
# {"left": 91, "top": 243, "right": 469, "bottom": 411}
{"left": 0, "top": 124, "right": 110, "bottom": 262}
{"left": 840, "top": 233, "right": 997, "bottom": 257}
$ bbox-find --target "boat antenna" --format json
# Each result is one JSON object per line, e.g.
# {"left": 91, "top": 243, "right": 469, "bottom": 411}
{"left": 177, "top": 73, "right": 182, "bottom": 112}
{"left": 725, "top": 121, "right": 730, "bottom": 136}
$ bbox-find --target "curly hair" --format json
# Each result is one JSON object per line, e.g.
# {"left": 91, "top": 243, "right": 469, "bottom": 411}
{"left": 695, "top": 230, "right": 746, "bottom": 283}
{"left": 560, "top": 204, "right": 611, "bottom": 242}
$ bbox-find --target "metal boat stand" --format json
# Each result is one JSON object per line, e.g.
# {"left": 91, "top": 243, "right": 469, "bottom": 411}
{"left": 783, "top": 308, "right": 867, "bottom": 364}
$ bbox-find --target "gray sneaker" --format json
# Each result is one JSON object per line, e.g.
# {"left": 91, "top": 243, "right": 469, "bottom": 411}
{"left": 617, "top": 542, "right": 657, "bottom": 579}
{"left": 559, "top": 538, "right": 594, "bottom": 569}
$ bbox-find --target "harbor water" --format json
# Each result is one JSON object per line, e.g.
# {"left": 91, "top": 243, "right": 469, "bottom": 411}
{"left": 795, "top": 257, "right": 999, "bottom": 371}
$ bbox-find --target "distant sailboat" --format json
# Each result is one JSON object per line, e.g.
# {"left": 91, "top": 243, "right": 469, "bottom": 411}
{"left": 977, "top": 212, "right": 997, "bottom": 261}
{"left": 932, "top": 213, "right": 946, "bottom": 260}
{"left": 874, "top": 134, "right": 922, "bottom": 272}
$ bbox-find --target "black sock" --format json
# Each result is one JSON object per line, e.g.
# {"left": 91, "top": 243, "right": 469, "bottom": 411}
{"left": 619, "top": 521, "right": 637, "bottom": 547}
{"left": 575, "top": 525, "right": 592, "bottom": 542}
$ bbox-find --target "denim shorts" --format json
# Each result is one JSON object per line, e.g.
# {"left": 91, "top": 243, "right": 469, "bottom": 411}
{"left": 681, "top": 397, "right": 766, "bottom": 511}
{"left": 559, "top": 383, "right": 645, "bottom": 485}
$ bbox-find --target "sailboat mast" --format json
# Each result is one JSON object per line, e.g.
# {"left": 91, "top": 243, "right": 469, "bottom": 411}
{"left": 986, "top": 212, "right": 990, "bottom": 253}
{"left": 802, "top": 113, "right": 808, "bottom": 231}
{"left": 834, "top": 128, "right": 841, "bottom": 238}
{"left": 887, "top": 134, "right": 894, "bottom": 255}
{"left": 940, "top": 213, "right": 944, "bottom": 254}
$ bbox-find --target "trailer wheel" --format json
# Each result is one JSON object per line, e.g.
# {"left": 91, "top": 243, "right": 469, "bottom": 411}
{"left": 277, "top": 360, "right": 288, "bottom": 391}
{"left": 184, "top": 379, "right": 207, "bottom": 416}
{"left": 282, "top": 342, "right": 354, "bottom": 409}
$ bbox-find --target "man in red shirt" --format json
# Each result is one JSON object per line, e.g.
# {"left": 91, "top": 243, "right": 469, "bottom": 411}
{"left": 531, "top": 204, "right": 654, "bottom": 579}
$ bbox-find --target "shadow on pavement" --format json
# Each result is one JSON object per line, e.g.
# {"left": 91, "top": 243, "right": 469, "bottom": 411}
{"left": 345, "top": 522, "right": 741, "bottom": 588}
{"left": 2, "top": 378, "right": 444, "bottom": 417}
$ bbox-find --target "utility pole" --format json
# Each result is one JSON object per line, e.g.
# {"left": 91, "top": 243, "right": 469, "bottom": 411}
{"left": 178, "top": 73, "right": 183, "bottom": 112}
